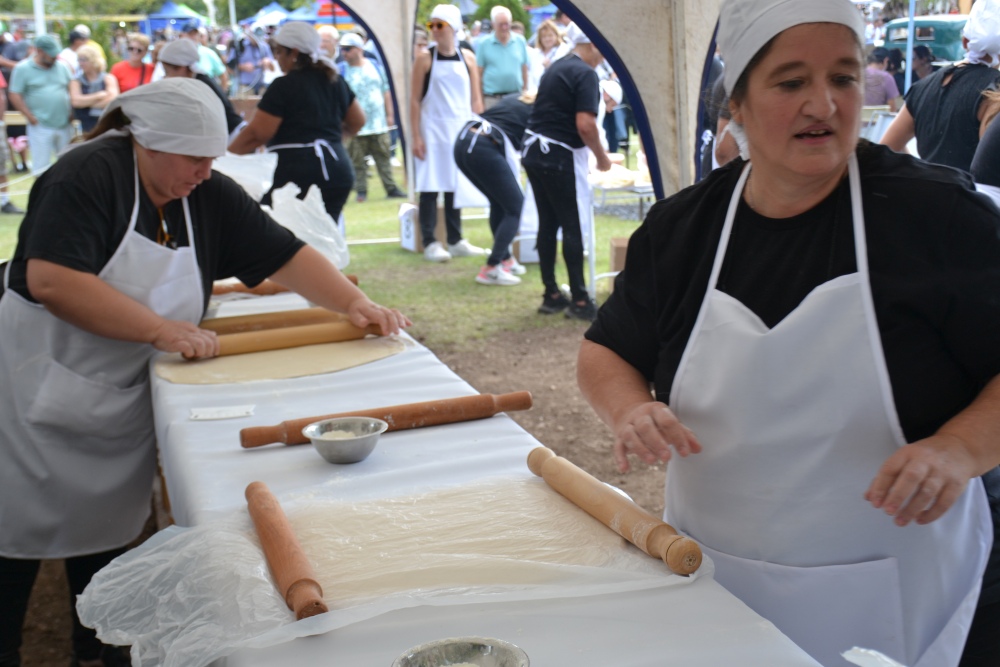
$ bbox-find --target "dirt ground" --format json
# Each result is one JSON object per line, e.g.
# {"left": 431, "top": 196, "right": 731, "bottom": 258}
{"left": 19, "top": 326, "right": 665, "bottom": 667}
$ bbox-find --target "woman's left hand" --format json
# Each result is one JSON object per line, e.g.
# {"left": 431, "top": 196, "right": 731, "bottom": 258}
{"left": 347, "top": 298, "right": 411, "bottom": 336}
{"left": 865, "top": 434, "right": 978, "bottom": 526}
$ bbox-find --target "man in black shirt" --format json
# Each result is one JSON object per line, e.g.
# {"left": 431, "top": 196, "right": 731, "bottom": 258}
{"left": 522, "top": 23, "right": 610, "bottom": 322}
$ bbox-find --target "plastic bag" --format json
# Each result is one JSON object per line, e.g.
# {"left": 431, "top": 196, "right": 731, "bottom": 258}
{"left": 842, "top": 647, "right": 908, "bottom": 667}
{"left": 212, "top": 152, "right": 278, "bottom": 202}
{"left": 78, "top": 477, "right": 706, "bottom": 667}
{"left": 262, "top": 182, "right": 350, "bottom": 269}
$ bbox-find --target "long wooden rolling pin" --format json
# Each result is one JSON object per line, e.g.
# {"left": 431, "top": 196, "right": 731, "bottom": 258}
{"left": 216, "top": 320, "right": 381, "bottom": 357}
{"left": 245, "top": 481, "right": 329, "bottom": 620}
{"left": 241, "top": 391, "right": 533, "bottom": 448}
{"left": 211, "top": 275, "right": 358, "bottom": 296}
{"left": 201, "top": 307, "right": 347, "bottom": 335}
{"left": 527, "top": 446, "right": 702, "bottom": 576}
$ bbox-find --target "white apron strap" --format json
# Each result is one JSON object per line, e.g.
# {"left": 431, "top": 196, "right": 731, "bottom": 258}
{"left": 267, "top": 139, "right": 338, "bottom": 181}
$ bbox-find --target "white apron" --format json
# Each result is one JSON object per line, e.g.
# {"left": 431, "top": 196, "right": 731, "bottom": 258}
{"left": 454, "top": 118, "right": 522, "bottom": 211}
{"left": 666, "top": 155, "right": 991, "bottom": 667}
{"left": 0, "top": 157, "right": 205, "bottom": 559}
{"left": 415, "top": 48, "right": 477, "bottom": 200}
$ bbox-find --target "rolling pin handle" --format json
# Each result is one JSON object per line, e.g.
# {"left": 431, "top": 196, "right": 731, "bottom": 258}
{"left": 240, "top": 425, "right": 284, "bottom": 449}
{"left": 662, "top": 535, "right": 703, "bottom": 576}
{"left": 496, "top": 391, "right": 533, "bottom": 413}
{"left": 527, "top": 445, "right": 556, "bottom": 476}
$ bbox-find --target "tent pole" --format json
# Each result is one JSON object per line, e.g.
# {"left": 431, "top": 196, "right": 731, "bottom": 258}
{"left": 32, "top": 0, "right": 45, "bottom": 36}
{"left": 904, "top": 0, "right": 915, "bottom": 94}
{"left": 229, "top": 0, "right": 238, "bottom": 30}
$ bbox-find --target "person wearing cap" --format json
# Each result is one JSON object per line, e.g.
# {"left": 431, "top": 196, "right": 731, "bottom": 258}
{"left": 229, "top": 21, "right": 365, "bottom": 226}
{"left": 57, "top": 30, "right": 88, "bottom": 77}
{"left": 339, "top": 32, "right": 405, "bottom": 203}
{"left": 410, "top": 3, "right": 486, "bottom": 263}
{"left": 159, "top": 38, "right": 244, "bottom": 139}
{"left": 181, "top": 21, "right": 228, "bottom": 91}
{"left": 579, "top": 1, "right": 1000, "bottom": 665}
{"left": 0, "top": 77, "right": 409, "bottom": 667}
{"left": 69, "top": 44, "right": 119, "bottom": 134}
{"left": 8, "top": 34, "right": 72, "bottom": 175}
{"left": 110, "top": 32, "right": 153, "bottom": 93}
{"left": 881, "top": 0, "right": 1000, "bottom": 170}
{"left": 522, "top": 22, "right": 611, "bottom": 321}
{"left": 226, "top": 29, "right": 274, "bottom": 96}
{"left": 72, "top": 23, "right": 106, "bottom": 63}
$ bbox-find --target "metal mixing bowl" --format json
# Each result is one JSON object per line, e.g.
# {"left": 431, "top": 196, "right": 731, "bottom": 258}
{"left": 391, "top": 636, "right": 529, "bottom": 667}
{"left": 302, "top": 416, "right": 388, "bottom": 464}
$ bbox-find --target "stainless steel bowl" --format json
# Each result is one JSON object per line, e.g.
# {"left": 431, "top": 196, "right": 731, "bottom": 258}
{"left": 302, "top": 416, "right": 388, "bottom": 464}
{"left": 391, "top": 636, "right": 529, "bottom": 667}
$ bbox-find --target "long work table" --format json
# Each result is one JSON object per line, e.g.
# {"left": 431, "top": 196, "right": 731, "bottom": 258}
{"left": 145, "top": 293, "right": 821, "bottom": 667}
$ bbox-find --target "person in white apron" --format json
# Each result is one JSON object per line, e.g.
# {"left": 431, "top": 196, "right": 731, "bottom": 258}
{"left": 228, "top": 22, "right": 364, "bottom": 228}
{"left": 578, "top": 2, "right": 1000, "bottom": 665}
{"left": 0, "top": 78, "right": 409, "bottom": 667}
{"left": 409, "top": 4, "right": 487, "bottom": 263}
{"left": 453, "top": 92, "right": 533, "bottom": 286}
{"left": 521, "top": 23, "right": 611, "bottom": 321}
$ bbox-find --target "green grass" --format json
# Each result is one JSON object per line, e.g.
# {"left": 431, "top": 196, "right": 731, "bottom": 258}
{"left": 0, "top": 159, "right": 645, "bottom": 352}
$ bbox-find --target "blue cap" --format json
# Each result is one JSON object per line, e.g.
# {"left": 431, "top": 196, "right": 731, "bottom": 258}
{"left": 181, "top": 19, "right": 201, "bottom": 33}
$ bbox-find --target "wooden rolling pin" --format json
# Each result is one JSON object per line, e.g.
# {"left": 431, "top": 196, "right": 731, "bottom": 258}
{"left": 527, "top": 446, "right": 702, "bottom": 576}
{"left": 241, "top": 391, "right": 533, "bottom": 448}
{"left": 245, "top": 481, "right": 328, "bottom": 620}
{"left": 201, "top": 307, "right": 347, "bottom": 335}
{"left": 216, "top": 320, "right": 381, "bottom": 357}
{"left": 212, "top": 275, "right": 358, "bottom": 296}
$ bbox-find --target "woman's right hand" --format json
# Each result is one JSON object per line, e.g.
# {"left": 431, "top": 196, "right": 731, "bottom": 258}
{"left": 412, "top": 134, "right": 426, "bottom": 161}
{"left": 150, "top": 320, "right": 219, "bottom": 360}
{"left": 612, "top": 401, "right": 702, "bottom": 473}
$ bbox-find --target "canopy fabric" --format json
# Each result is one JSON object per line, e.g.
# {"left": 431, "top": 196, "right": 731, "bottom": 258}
{"left": 143, "top": 1, "right": 208, "bottom": 33}
{"left": 239, "top": 2, "right": 288, "bottom": 26}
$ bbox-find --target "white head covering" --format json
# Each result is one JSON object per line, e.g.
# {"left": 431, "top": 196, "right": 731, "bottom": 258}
{"left": 600, "top": 79, "right": 623, "bottom": 105}
{"left": 429, "top": 4, "right": 462, "bottom": 33}
{"left": 566, "top": 22, "right": 591, "bottom": 45}
{"left": 273, "top": 21, "right": 337, "bottom": 70}
{"left": 157, "top": 39, "right": 204, "bottom": 74}
{"left": 718, "top": 0, "right": 865, "bottom": 96}
{"left": 102, "top": 78, "right": 227, "bottom": 157}
{"left": 963, "top": 0, "right": 1000, "bottom": 66}
{"left": 339, "top": 32, "right": 364, "bottom": 50}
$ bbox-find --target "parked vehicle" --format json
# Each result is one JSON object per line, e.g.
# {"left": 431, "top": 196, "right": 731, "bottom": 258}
{"left": 884, "top": 14, "right": 968, "bottom": 63}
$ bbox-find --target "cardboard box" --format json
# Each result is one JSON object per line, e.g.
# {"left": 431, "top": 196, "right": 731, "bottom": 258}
{"left": 611, "top": 237, "right": 629, "bottom": 273}
{"left": 399, "top": 203, "right": 447, "bottom": 253}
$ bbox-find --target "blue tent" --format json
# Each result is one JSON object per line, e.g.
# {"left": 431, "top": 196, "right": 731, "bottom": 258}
{"left": 142, "top": 1, "right": 208, "bottom": 34}
{"left": 239, "top": 2, "right": 289, "bottom": 26}
{"left": 284, "top": 2, "right": 319, "bottom": 23}
{"left": 528, "top": 4, "right": 557, "bottom": 32}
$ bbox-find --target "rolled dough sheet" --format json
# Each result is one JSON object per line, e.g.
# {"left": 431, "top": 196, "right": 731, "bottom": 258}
{"left": 154, "top": 335, "right": 409, "bottom": 384}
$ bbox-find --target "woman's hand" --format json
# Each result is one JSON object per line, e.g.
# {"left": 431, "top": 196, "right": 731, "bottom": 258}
{"left": 865, "top": 434, "right": 978, "bottom": 527}
{"left": 412, "top": 134, "right": 426, "bottom": 161}
{"left": 612, "top": 401, "right": 702, "bottom": 473}
{"left": 346, "top": 298, "right": 411, "bottom": 336}
{"left": 150, "top": 319, "right": 220, "bottom": 360}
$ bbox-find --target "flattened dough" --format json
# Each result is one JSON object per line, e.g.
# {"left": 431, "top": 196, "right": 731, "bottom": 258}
{"left": 154, "top": 336, "right": 409, "bottom": 384}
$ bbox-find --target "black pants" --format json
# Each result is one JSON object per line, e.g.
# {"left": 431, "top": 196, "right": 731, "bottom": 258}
{"left": 960, "top": 598, "right": 1000, "bottom": 667}
{"left": 265, "top": 146, "right": 354, "bottom": 224}
{"left": 418, "top": 191, "right": 462, "bottom": 248}
{"left": 0, "top": 549, "right": 125, "bottom": 665}
{"left": 453, "top": 131, "right": 521, "bottom": 267}
{"left": 524, "top": 164, "right": 587, "bottom": 301}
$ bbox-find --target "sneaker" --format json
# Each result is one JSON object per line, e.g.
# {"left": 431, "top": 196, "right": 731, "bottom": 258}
{"left": 423, "top": 241, "right": 451, "bottom": 262}
{"left": 0, "top": 201, "right": 23, "bottom": 214}
{"left": 386, "top": 188, "right": 407, "bottom": 198}
{"left": 476, "top": 264, "right": 521, "bottom": 286}
{"left": 356, "top": 192, "right": 367, "bottom": 203}
{"left": 565, "top": 298, "right": 598, "bottom": 322}
{"left": 447, "top": 239, "right": 488, "bottom": 257}
{"left": 500, "top": 257, "right": 527, "bottom": 276}
{"left": 538, "top": 291, "right": 571, "bottom": 315}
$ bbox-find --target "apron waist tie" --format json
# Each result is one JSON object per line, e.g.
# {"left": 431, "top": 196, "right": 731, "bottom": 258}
{"left": 523, "top": 129, "right": 575, "bottom": 157}
{"left": 267, "top": 139, "right": 338, "bottom": 181}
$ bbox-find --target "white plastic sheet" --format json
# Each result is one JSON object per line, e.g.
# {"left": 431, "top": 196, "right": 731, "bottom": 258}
{"left": 262, "top": 182, "right": 350, "bottom": 269}
{"left": 212, "top": 152, "right": 278, "bottom": 202}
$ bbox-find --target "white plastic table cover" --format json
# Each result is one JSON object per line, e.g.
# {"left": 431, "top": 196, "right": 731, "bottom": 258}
{"left": 151, "top": 293, "right": 821, "bottom": 667}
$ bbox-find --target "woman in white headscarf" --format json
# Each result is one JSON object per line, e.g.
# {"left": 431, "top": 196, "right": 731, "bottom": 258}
{"left": 229, "top": 21, "right": 365, "bottom": 225}
{"left": 578, "top": 1, "right": 1000, "bottom": 665}
{"left": 880, "top": 0, "right": 1000, "bottom": 170}
{"left": 0, "top": 78, "right": 407, "bottom": 667}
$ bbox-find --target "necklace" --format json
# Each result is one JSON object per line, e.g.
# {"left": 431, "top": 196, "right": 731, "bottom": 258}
{"left": 156, "top": 207, "right": 175, "bottom": 248}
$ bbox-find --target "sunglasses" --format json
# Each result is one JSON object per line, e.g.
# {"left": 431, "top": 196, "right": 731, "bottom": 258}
{"left": 426, "top": 21, "right": 449, "bottom": 31}
{"left": 128, "top": 46, "right": 146, "bottom": 53}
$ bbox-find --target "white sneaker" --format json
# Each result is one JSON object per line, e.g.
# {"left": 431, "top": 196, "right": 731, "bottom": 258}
{"left": 501, "top": 257, "right": 527, "bottom": 276}
{"left": 423, "top": 241, "right": 452, "bottom": 262}
{"left": 447, "top": 239, "right": 488, "bottom": 257}
{"left": 476, "top": 265, "right": 521, "bottom": 285}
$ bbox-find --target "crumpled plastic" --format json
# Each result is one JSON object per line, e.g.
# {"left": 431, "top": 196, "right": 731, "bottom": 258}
{"left": 262, "top": 182, "right": 350, "bottom": 269}
{"left": 212, "top": 151, "right": 278, "bottom": 203}
{"left": 77, "top": 477, "right": 708, "bottom": 667}
{"left": 842, "top": 647, "right": 908, "bottom": 667}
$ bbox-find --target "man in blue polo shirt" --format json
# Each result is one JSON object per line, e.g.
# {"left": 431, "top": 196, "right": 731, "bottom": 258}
{"left": 476, "top": 6, "right": 528, "bottom": 110}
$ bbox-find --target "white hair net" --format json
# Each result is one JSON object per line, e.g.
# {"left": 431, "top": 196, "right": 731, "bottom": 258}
{"left": 102, "top": 78, "right": 227, "bottom": 157}
{"left": 429, "top": 4, "right": 462, "bottom": 33}
{"left": 158, "top": 39, "right": 204, "bottom": 73}
{"left": 273, "top": 21, "right": 337, "bottom": 70}
{"left": 964, "top": 0, "right": 1000, "bottom": 66}
{"left": 718, "top": 0, "right": 864, "bottom": 96}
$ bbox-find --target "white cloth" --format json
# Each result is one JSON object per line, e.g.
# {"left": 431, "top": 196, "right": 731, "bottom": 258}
{"left": 158, "top": 38, "right": 204, "bottom": 73}
{"left": 665, "top": 156, "right": 991, "bottom": 666}
{"left": 566, "top": 22, "right": 590, "bottom": 45}
{"left": 415, "top": 49, "right": 473, "bottom": 193}
{"left": 103, "top": 77, "right": 227, "bottom": 157}
{"left": 0, "top": 155, "right": 205, "bottom": 558}
{"left": 429, "top": 4, "right": 462, "bottom": 33}
{"left": 27, "top": 123, "right": 72, "bottom": 175}
{"left": 964, "top": 0, "right": 1000, "bottom": 65}
{"left": 718, "top": 0, "right": 865, "bottom": 95}
{"left": 273, "top": 21, "right": 337, "bottom": 71}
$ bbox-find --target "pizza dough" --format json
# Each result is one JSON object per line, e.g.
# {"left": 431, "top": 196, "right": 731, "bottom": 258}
{"left": 154, "top": 336, "right": 409, "bottom": 384}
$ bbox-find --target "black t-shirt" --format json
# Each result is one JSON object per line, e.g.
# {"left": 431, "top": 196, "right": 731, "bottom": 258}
{"left": 523, "top": 52, "right": 598, "bottom": 171}
{"left": 195, "top": 73, "right": 244, "bottom": 135}
{"left": 586, "top": 142, "right": 1000, "bottom": 602}
{"left": 480, "top": 93, "right": 531, "bottom": 151}
{"left": 971, "top": 117, "right": 1000, "bottom": 188}
{"left": 6, "top": 137, "right": 304, "bottom": 309}
{"left": 904, "top": 63, "right": 1000, "bottom": 171}
{"left": 258, "top": 67, "right": 354, "bottom": 146}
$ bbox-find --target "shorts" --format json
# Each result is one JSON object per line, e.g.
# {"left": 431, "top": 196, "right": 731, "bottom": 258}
{"left": 0, "top": 124, "right": 10, "bottom": 177}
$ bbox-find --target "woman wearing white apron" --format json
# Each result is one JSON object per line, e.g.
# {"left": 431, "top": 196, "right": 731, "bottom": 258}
{"left": 579, "top": 2, "right": 1000, "bottom": 666}
{"left": 0, "top": 79, "right": 409, "bottom": 667}
{"left": 410, "top": 3, "right": 486, "bottom": 263}
{"left": 521, "top": 23, "right": 611, "bottom": 322}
